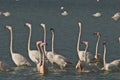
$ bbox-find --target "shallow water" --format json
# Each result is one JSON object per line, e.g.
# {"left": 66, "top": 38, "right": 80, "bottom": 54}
{"left": 0, "top": 0, "right": 120, "bottom": 80}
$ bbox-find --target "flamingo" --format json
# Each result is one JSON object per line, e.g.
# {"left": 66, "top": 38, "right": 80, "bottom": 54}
{"left": 60, "top": 6, "right": 64, "bottom": 10}
{"left": 61, "top": 11, "right": 68, "bottom": 16}
{"left": 36, "top": 41, "right": 48, "bottom": 75}
{"left": 92, "top": 12, "right": 101, "bottom": 17}
{"left": 6, "top": 25, "right": 31, "bottom": 66}
{"left": 40, "top": 23, "right": 54, "bottom": 65}
{"left": 2, "top": 12, "right": 11, "bottom": 17}
{"left": 0, "top": 61, "right": 11, "bottom": 71}
{"left": 50, "top": 28, "right": 72, "bottom": 69}
{"left": 60, "top": 6, "right": 68, "bottom": 16}
{"left": 101, "top": 42, "right": 120, "bottom": 71}
{"left": 76, "top": 41, "right": 100, "bottom": 72}
{"left": 112, "top": 12, "right": 120, "bottom": 21}
{"left": 77, "top": 22, "right": 93, "bottom": 63}
{"left": 93, "top": 32, "right": 102, "bottom": 63}
{"left": 25, "top": 23, "right": 41, "bottom": 64}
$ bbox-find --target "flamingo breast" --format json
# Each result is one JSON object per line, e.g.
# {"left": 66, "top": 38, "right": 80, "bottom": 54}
{"left": 28, "top": 50, "right": 40, "bottom": 64}
{"left": 78, "top": 51, "right": 93, "bottom": 62}
{"left": 46, "top": 51, "right": 54, "bottom": 64}
{"left": 12, "top": 53, "right": 29, "bottom": 66}
{"left": 53, "top": 54, "right": 67, "bottom": 67}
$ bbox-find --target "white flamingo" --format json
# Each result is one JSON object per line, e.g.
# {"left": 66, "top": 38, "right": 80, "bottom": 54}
{"left": 76, "top": 41, "right": 99, "bottom": 72}
{"left": 50, "top": 28, "right": 72, "bottom": 69}
{"left": 25, "top": 23, "right": 41, "bottom": 64}
{"left": 61, "top": 11, "right": 68, "bottom": 16}
{"left": 101, "top": 42, "right": 120, "bottom": 71}
{"left": 77, "top": 22, "right": 93, "bottom": 63}
{"left": 94, "top": 32, "right": 102, "bottom": 63}
{"left": 40, "top": 23, "right": 54, "bottom": 65}
{"left": 36, "top": 41, "right": 48, "bottom": 75}
{"left": 92, "top": 12, "right": 101, "bottom": 17}
{"left": 6, "top": 25, "right": 31, "bottom": 66}
{"left": 112, "top": 12, "right": 120, "bottom": 21}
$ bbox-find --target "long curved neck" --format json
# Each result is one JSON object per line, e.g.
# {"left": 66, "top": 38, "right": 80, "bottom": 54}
{"left": 103, "top": 44, "right": 107, "bottom": 66}
{"left": 43, "top": 27, "right": 47, "bottom": 53}
{"left": 10, "top": 29, "right": 13, "bottom": 54}
{"left": 37, "top": 45, "right": 41, "bottom": 62}
{"left": 28, "top": 27, "right": 32, "bottom": 51}
{"left": 84, "top": 45, "right": 88, "bottom": 62}
{"left": 41, "top": 46, "right": 45, "bottom": 65}
{"left": 95, "top": 35, "right": 100, "bottom": 58}
{"left": 51, "top": 31, "right": 55, "bottom": 54}
{"left": 77, "top": 24, "right": 82, "bottom": 53}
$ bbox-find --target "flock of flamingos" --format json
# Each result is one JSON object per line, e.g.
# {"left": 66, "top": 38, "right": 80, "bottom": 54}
{"left": 0, "top": 22, "right": 120, "bottom": 75}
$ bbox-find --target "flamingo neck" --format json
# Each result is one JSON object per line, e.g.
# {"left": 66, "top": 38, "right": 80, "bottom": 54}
{"left": 10, "top": 29, "right": 13, "bottom": 54}
{"left": 103, "top": 44, "right": 107, "bottom": 66}
{"left": 43, "top": 27, "right": 47, "bottom": 54}
{"left": 84, "top": 45, "right": 88, "bottom": 62}
{"left": 51, "top": 31, "right": 55, "bottom": 55}
{"left": 37, "top": 45, "right": 41, "bottom": 62}
{"left": 77, "top": 25, "right": 82, "bottom": 53}
{"left": 95, "top": 35, "right": 100, "bottom": 59}
{"left": 41, "top": 46, "right": 45, "bottom": 66}
{"left": 28, "top": 27, "right": 32, "bottom": 51}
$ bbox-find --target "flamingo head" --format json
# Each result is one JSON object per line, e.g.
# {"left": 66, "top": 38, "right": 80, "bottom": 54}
{"left": 103, "top": 41, "right": 107, "bottom": 45}
{"left": 40, "top": 42, "right": 46, "bottom": 47}
{"left": 50, "top": 28, "right": 54, "bottom": 32}
{"left": 82, "top": 41, "right": 88, "bottom": 46}
{"left": 25, "top": 23, "right": 31, "bottom": 28}
{"left": 40, "top": 23, "right": 45, "bottom": 28}
{"left": 36, "top": 41, "right": 42, "bottom": 47}
{"left": 78, "top": 22, "right": 81, "bottom": 27}
{"left": 94, "top": 32, "right": 101, "bottom": 36}
{"left": 6, "top": 25, "right": 12, "bottom": 30}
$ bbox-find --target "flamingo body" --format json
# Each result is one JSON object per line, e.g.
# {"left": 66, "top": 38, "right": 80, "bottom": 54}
{"left": 112, "top": 12, "right": 120, "bottom": 21}
{"left": 53, "top": 54, "right": 68, "bottom": 68}
{"left": 102, "top": 61, "right": 120, "bottom": 71}
{"left": 78, "top": 51, "right": 93, "bottom": 62}
{"left": 11, "top": 53, "right": 31, "bottom": 66}
{"left": 28, "top": 50, "right": 40, "bottom": 64}
{"left": 101, "top": 42, "right": 120, "bottom": 71}
{"left": 46, "top": 51, "right": 54, "bottom": 64}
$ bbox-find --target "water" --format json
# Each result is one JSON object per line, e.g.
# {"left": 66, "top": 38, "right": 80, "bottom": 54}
{"left": 0, "top": 0, "right": 120, "bottom": 80}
